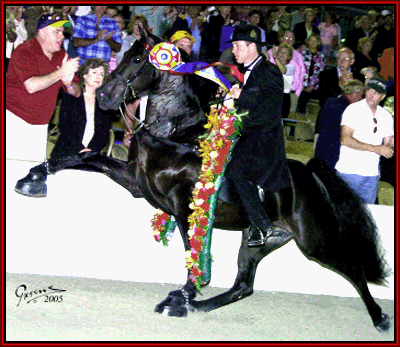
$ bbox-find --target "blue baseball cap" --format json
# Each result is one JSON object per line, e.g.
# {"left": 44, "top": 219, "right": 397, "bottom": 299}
{"left": 36, "top": 13, "right": 71, "bottom": 31}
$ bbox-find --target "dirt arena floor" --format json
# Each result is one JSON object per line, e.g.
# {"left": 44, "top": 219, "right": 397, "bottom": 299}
{"left": 6, "top": 272, "right": 395, "bottom": 342}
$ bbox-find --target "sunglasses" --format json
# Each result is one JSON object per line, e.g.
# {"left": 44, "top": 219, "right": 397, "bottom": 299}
{"left": 373, "top": 117, "right": 377, "bottom": 133}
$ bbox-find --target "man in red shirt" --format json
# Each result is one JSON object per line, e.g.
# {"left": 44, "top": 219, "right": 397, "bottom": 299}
{"left": 6, "top": 13, "right": 80, "bottom": 196}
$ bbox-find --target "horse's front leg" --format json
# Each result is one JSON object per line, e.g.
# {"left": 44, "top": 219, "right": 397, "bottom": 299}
{"left": 154, "top": 214, "right": 200, "bottom": 317}
{"left": 15, "top": 154, "right": 93, "bottom": 198}
{"left": 189, "top": 228, "right": 292, "bottom": 313}
{"left": 154, "top": 276, "right": 198, "bottom": 317}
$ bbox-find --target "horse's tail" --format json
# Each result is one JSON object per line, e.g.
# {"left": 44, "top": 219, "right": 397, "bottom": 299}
{"left": 307, "top": 158, "right": 391, "bottom": 285}
{"left": 49, "top": 153, "right": 143, "bottom": 198}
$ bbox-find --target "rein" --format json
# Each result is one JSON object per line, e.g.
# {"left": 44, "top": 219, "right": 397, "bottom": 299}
{"left": 114, "top": 58, "right": 149, "bottom": 128}
{"left": 125, "top": 94, "right": 235, "bottom": 137}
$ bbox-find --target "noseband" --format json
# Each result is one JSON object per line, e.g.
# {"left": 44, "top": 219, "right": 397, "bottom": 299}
{"left": 114, "top": 51, "right": 150, "bottom": 130}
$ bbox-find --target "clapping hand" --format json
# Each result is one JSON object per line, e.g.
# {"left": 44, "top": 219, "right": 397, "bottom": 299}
{"left": 103, "top": 30, "right": 115, "bottom": 42}
{"left": 59, "top": 54, "right": 80, "bottom": 85}
{"left": 95, "top": 24, "right": 114, "bottom": 42}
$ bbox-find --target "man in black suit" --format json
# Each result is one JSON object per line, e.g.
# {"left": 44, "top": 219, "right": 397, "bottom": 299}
{"left": 319, "top": 47, "right": 362, "bottom": 108}
{"left": 344, "top": 15, "right": 372, "bottom": 54}
{"left": 226, "top": 24, "right": 291, "bottom": 247}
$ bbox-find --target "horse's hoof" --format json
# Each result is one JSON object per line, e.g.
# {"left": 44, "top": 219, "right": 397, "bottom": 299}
{"left": 156, "top": 305, "right": 188, "bottom": 317}
{"left": 15, "top": 181, "right": 47, "bottom": 198}
{"left": 375, "top": 313, "right": 392, "bottom": 334}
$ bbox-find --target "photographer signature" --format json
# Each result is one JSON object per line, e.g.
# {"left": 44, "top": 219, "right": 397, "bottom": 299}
{"left": 15, "top": 284, "right": 66, "bottom": 307}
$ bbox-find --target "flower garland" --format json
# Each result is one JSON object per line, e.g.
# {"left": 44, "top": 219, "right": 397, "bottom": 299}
{"left": 151, "top": 101, "right": 243, "bottom": 291}
{"left": 151, "top": 210, "right": 177, "bottom": 246}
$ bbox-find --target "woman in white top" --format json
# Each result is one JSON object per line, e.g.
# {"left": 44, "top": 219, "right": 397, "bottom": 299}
{"left": 272, "top": 43, "right": 294, "bottom": 118}
{"left": 51, "top": 58, "right": 112, "bottom": 159}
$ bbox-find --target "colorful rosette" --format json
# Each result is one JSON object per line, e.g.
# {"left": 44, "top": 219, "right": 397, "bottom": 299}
{"left": 149, "top": 42, "right": 182, "bottom": 71}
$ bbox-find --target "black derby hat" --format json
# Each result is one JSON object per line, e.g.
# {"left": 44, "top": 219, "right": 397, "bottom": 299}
{"left": 230, "top": 24, "right": 266, "bottom": 45}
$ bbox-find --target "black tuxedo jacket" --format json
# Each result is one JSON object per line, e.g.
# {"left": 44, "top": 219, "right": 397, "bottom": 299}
{"left": 319, "top": 67, "right": 363, "bottom": 107}
{"left": 226, "top": 55, "right": 291, "bottom": 191}
{"left": 51, "top": 92, "right": 112, "bottom": 159}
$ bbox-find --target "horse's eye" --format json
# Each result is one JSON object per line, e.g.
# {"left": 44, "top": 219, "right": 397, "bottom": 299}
{"left": 132, "top": 57, "right": 141, "bottom": 64}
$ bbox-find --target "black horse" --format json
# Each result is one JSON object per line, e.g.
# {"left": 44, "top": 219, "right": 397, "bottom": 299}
{"left": 50, "top": 30, "right": 392, "bottom": 333}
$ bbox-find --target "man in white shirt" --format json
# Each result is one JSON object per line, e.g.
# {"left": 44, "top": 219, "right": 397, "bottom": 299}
{"left": 335, "top": 77, "right": 394, "bottom": 204}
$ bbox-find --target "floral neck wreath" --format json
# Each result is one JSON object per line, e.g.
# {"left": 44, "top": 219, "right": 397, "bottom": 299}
{"left": 149, "top": 42, "right": 244, "bottom": 291}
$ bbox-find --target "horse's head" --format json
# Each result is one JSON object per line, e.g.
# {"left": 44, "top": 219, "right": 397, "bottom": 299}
{"left": 97, "top": 29, "right": 162, "bottom": 111}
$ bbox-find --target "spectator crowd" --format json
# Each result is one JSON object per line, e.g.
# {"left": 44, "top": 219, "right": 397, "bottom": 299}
{"left": 5, "top": 5, "right": 395, "bottom": 205}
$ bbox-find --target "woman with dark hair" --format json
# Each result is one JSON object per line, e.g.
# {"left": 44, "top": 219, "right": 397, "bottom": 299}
{"left": 50, "top": 58, "right": 112, "bottom": 159}
{"left": 297, "top": 33, "right": 326, "bottom": 114}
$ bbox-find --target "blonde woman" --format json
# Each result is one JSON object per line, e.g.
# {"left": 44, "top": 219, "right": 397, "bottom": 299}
{"left": 273, "top": 42, "right": 294, "bottom": 118}
{"left": 353, "top": 37, "right": 379, "bottom": 75}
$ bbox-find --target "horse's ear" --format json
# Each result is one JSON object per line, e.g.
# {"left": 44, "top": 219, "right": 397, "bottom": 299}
{"left": 139, "top": 25, "right": 154, "bottom": 52}
{"left": 139, "top": 24, "right": 150, "bottom": 41}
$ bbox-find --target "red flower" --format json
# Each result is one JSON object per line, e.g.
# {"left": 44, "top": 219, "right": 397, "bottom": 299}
{"left": 225, "top": 125, "right": 236, "bottom": 136}
{"left": 194, "top": 226, "right": 206, "bottom": 237}
{"left": 216, "top": 153, "right": 227, "bottom": 166}
{"left": 199, "top": 217, "right": 208, "bottom": 227}
{"left": 197, "top": 189, "right": 210, "bottom": 201}
{"left": 190, "top": 238, "right": 203, "bottom": 251}
{"left": 214, "top": 164, "right": 223, "bottom": 175}
{"left": 191, "top": 251, "right": 199, "bottom": 261}
{"left": 206, "top": 186, "right": 215, "bottom": 196}
{"left": 191, "top": 266, "right": 203, "bottom": 277}
{"left": 219, "top": 145, "right": 230, "bottom": 156}
{"left": 200, "top": 201, "right": 210, "bottom": 211}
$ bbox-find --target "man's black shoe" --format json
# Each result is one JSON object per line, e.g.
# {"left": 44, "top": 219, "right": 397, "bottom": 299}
{"left": 14, "top": 163, "right": 47, "bottom": 198}
{"left": 247, "top": 225, "right": 286, "bottom": 247}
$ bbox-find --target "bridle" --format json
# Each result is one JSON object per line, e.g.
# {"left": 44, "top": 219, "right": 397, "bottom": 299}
{"left": 113, "top": 54, "right": 150, "bottom": 131}
{"left": 111, "top": 39, "right": 236, "bottom": 138}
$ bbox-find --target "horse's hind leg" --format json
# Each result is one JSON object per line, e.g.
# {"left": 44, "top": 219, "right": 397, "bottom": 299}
{"left": 190, "top": 228, "right": 293, "bottom": 312}
{"left": 316, "top": 256, "right": 391, "bottom": 333}
{"left": 336, "top": 262, "right": 391, "bottom": 333}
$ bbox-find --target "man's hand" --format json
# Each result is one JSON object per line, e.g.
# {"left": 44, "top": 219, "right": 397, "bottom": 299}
{"left": 103, "top": 30, "right": 115, "bottom": 42}
{"left": 95, "top": 24, "right": 108, "bottom": 42}
{"left": 230, "top": 85, "right": 242, "bottom": 99}
{"left": 375, "top": 145, "right": 394, "bottom": 159}
{"left": 59, "top": 54, "right": 80, "bottom": 85}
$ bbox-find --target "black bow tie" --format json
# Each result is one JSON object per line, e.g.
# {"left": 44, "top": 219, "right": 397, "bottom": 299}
{"left": 239, "top": 55, "right": 261, "bottom": 74}
{"left": 239, "top": 65, "right": 249, "bottom": 74}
